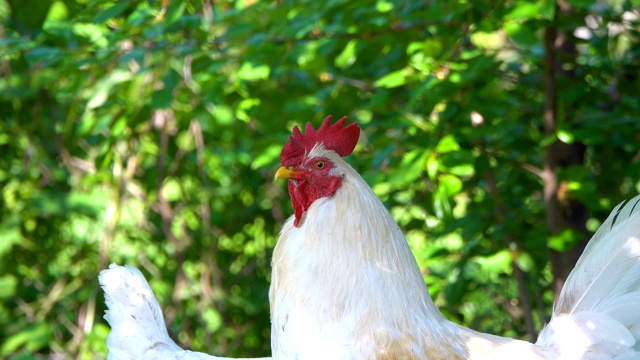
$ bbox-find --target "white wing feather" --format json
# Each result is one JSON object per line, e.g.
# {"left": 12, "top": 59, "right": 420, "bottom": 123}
{"left": 537, "top": 195, "right": 640, "bottom": 359}
{"left": 99, "top": 263, "right": 270, "bottom": 360}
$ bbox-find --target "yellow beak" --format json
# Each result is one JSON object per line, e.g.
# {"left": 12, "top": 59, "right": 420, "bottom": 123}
{"left": 275, "top": 166, "right": 297, "bottom": 180}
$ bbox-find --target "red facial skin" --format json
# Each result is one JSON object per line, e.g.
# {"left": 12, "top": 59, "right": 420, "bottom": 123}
{"left": 286, "top": 157, "right": 342, "bottom": 227}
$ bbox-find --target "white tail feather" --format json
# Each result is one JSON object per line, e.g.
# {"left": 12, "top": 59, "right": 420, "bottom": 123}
{"left": 99, "top": 263, "right": 267, "bottom": 360}
{"left": 556, "top": 195, "right": 640, "bottom": 314}
{"left": 603, "top": 292, "right": 640, "bottom": 342}
{"left": 537, "top": 195, "right": 640, "bottom": 358}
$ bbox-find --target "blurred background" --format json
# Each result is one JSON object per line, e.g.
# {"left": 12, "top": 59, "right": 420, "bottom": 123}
{"left": 1, "top": 0, "right": 639, "bottom": 358}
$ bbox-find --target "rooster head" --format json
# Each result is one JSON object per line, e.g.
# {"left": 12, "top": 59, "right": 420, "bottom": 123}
{"left": 275, "top": 115, "right": 360, "bottom": 227}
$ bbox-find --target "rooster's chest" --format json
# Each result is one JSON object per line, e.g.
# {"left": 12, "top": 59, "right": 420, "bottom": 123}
{"left": 271, "top": 303, "right": 362, "bottom": 360}
{"left": 270, "top": 221, "right": 369, "bottom": 359}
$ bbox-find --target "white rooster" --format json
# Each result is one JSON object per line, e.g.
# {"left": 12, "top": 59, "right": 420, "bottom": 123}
{"left": 100, "top": 116, "right": 640, "bottom": 359}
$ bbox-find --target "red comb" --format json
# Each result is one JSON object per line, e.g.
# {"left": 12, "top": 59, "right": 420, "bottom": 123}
{"left": 280, "top": 115, "right": 360, "bottom": 166}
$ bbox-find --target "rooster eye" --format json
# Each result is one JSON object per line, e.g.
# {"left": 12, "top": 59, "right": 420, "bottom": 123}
{"left": 315, "top": 161, "right": 325, "bottom": 169}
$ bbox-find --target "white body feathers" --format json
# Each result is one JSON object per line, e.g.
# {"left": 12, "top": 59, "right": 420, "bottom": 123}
{"left": 269, "top": 147, "right": 550, "bottom": 359}
{"left": 270, "top": 146, "right": 640, "bottom": 359}
{"left": 100, "top": 145, "right": 640, "bottom": 359}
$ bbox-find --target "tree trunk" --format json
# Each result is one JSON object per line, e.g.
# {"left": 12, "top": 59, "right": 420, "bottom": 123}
{"left": 543, "top": 4, "right": 589, "bottom": 301}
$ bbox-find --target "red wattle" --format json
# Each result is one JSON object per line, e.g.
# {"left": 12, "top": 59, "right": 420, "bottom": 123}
{"left": 288, "top": 176, "right": 342, "bottom": 227}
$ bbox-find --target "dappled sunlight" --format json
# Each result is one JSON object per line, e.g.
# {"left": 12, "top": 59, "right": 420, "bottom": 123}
{"left": 2, "top": 0, "right": 640, "bottom": 358}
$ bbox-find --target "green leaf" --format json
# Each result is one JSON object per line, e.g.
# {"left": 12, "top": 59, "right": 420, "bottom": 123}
{"left": 43, "top": 18, "right": 72, "bottom": 41}
{"left": 376, "top": 0, "right": 394, "bottom": 12}
{"left": 445, "top": 275, "right": 467, "bottom": 306}
{"left": 210, "top": 105, "right": 234, "bottom": 125}
{"left": 73, "top": 23, "right": 109, "bottom": 48}
{"left": 151, "top": 69, "right": 180, "bottom": 109}
{"left": 433, "top": 185, "right": 454, "bottom": 219}
{"left": 251, "top": 144, "right": 281, "bottom": 170}
{"left": 0, "top": 36, "right": 36, "bottom": 56}
{"left": 93, "top": 2, "right": 130, "bottom": 24}
{"left": 161, "top": 178, "right": 182, "bottom": 202}
{"left": 426, "top": 154, "right": 439, "bottom": 181}
{"left": 86, "top": 70, "right": 132, "bottom": 109}
{"left": 165, "top": 1, "right": 186, "bottom": 24}
{"left": 540, "top": 133, "right": 558, "bottom": 147}
{"left": 30, "top": 191, "right": 66, "bottom": 215}
{"left": 548, "top": 229, "right": 581, "bottom": 251}
{"left": 505, "top": 22, "right": 538, "bottom": 47}
{"left": 237, "top": 62, "right": 271, "bottom": 81}
{"left": 516, "top": 252, "right": 535, "bottom": 272}
{"left": 203, "top": 307, "right": 223, "bottom": 331}
{"left": 375, "top": 69, "right": 407, "bottom": 88}
{"left": 539, "top": 0, "right": 556, "bottom": 20}
{"left": 475, "top": 250, "right": 512, "bottom": 274}
{"left": 67, "top": 190, "right": 108, "bottom": 217}
{"left": 407, "top": 42, "right": 424, "bottom": 55}
{"left": 335, "top": 40, "right": 357, "bottom": 69}
{"left": 439, "top": 174, "right": 463, "bottom": 196}
{"left": 505, "top": 1, "right": 554, "bottom": 21}
{"left": 557, "top": 129, "right": 574, "bottom": 144}
{"left": 422, "top": 38, "right": 443, "bottom": 57}
{"left": 25, "top": 46, "right": 62, "bottom": 66}
{"left": 1, "top": 323, "right": 53, "bottom": 354}
{"left": 440, "top": 150, "right": 475, "bottom": 177}
{"left": 390, "top": 150, "right": 426, "bottom": 186}
{"left": 126, "top": 5, "right": 155, "bottom": 26}
{"left": 46, "top": 1, "right": 69, "bottom": 21}
{"left": 236, "top": 98, "right": 261, "bottom": 122}
{"left": 586, "top": 218, "right": 602, "bottom": 232}
{"left": 436, "top": 135, "right": 460, "bottom": 153}
{"left": 0, "top": 275, "right": 17, "bottom": 299}
{"left": 0, "top": 223, "right": 21, "bottom": 257}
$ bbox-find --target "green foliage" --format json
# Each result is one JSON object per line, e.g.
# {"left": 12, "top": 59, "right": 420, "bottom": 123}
{"left": 1, "top": 0, "right": 639, "bottom": 358}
